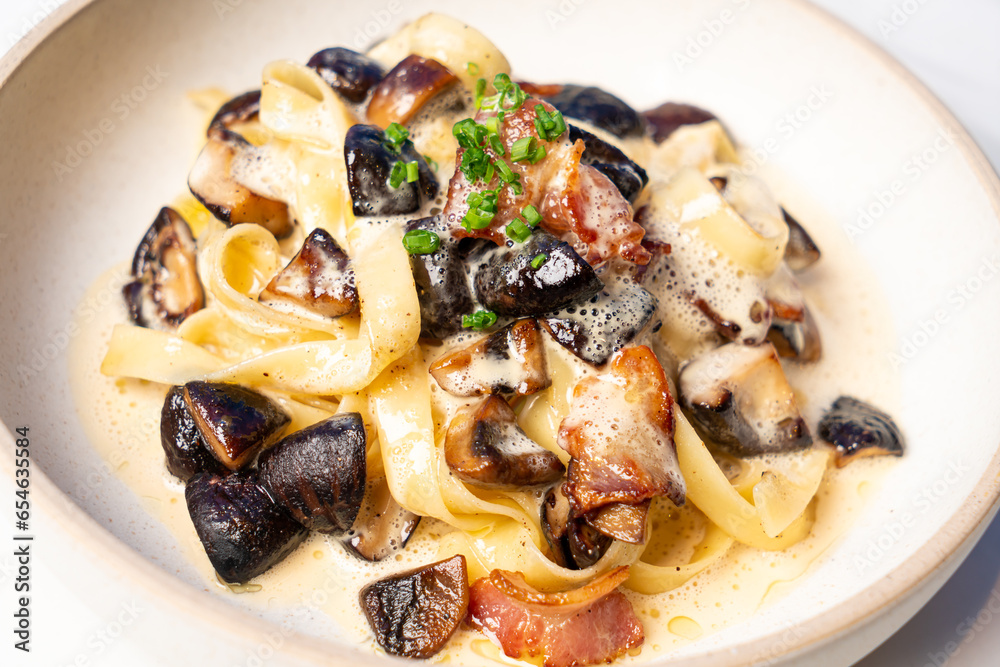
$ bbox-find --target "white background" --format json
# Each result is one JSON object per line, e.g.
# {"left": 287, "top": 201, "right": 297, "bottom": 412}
{"left": 1, "top": 0, "right": 998, "bottom": 665}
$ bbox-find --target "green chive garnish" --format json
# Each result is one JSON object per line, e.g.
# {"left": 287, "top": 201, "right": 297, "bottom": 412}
{"left": 510, "top": 137, "right": 536, "bottom": 162}
{"left": 522, "top": 205, "right": 542, "bottom": 227}
{"left": 489, "top": 134, "right": 505, "bottom": 156}
{"left": 506, "top": 219, "right": 532, "bottom": 243}
{"left": 401, "top": 229, "right": 440, "bottom": 255}
{"left": 462, "top": 310, "right": 498, "bottom": 330}
{"left": 467, "top": 62, "right": 480, "bottom": 75}
{"left": 530, "top": 145, "right": 547, "bottom": 163}
{"left": 405, "top": 161, "right": 419, "bottom": 183}
{"left": 531, "top": 253, "right": 549, "bottom": 269}
{"left": 388, "top": 161, "right": 405, "bottom": 188}
{"left": 385, "top": 122, "right": 409, "bottom": 152}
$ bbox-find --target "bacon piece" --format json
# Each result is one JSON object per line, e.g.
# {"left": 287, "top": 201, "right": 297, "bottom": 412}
{"left": 467, "top": 567, "right": 643, "bottom": 667}
{"left": 558, "top": 346, "right": 685, "bottom": 515}
{"left": 443, "top": 99, "right": 648, "bottom": 264}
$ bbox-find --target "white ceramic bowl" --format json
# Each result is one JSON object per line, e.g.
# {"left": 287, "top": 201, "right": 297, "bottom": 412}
{"left": 3, "top": 0, "right": 1000, "bottom": 665}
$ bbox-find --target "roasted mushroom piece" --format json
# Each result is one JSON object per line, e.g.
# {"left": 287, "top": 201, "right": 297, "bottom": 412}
{"left": 540, "top": 272, "right": 659, "bottom": 367}
{"left": 765, "top": 265, "right": 822, "bottom": 362}
{"left": 343, "top": 475, "right": 421, "bottom": 562}
{"left": 344, "top": 123, "right": 438, "bottom": 217}
{"left": 258, "top": 413, "right": 367, "bottom": 534}
{"left": 541, "top": 484, "right": 611, "bottom": 570}
{"left": 406, "top": 215, "right": 479, "bottom": 339}
{"left": 568, "top": 125, "right": 648, "bottom": 203}
{"left": 307, "top": 47, "right": 386, "bottom": 104}
{"left": 160, "top": 385, "right": 227, "bottom": 482}
{"left": 679, "top": 342, "right": 812, "bottom": 456}
{"left": 536, "top": 85, "right": 645, "bottom": 139}
{"left": 258, "top": 228, "right": 358, "bottom": 319}
{"left": 186, "top": 471, "right": 308, "bottom": 584}
{"left": 123, "top": 207, "right": 204, "bottom": 331}
{"left": 473, "top": 231, "right": 603, "bottom": 317}
{"left": 445, "top": 395, "right": 565, "bottom": 489}
{"left": 360, "top": 555, "right": 469, "bottom": 659}
{"left": 818, "top": 396, "right": 904, "bottom": 467}
{"left": 781, "top": 208, "right": 822, "bottom": 272}
{"left": 366, "top": 54, "right": 460, "bottom": 128}
{"left": 183, "top": 381, "right": 291, "bottom": 471}
{"left": 189, "top": 93, "right": 294, "bottom": 238}
{"left": 585, "top": 501, "right": 649, "bottom": 545}
{"left": 430, "top": 319, "right": 550, "bottom": 397}
{"left": 642, "top": 102, "right": 718, "bottom": 143}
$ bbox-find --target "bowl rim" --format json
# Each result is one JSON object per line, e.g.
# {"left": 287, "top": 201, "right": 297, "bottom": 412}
{"left": 2, "top": 0, "right": 1000, "bottom": 664}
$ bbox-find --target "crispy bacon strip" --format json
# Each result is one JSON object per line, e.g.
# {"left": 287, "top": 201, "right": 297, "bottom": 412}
{"left": 558, "top": 346, "right": 685, "bottom": 515}
{"left": 443, "top": 99, "right": 649, "bottom": 264}
{"left": 467, "top": 567, "right": 643, "bottom": 667}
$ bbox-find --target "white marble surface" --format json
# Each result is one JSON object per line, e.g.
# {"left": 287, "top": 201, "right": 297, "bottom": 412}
{"left": 1, "top": 0, "right": 998, "bottom": 665}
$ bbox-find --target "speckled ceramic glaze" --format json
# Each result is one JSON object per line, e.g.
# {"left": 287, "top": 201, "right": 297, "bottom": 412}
{"left": 2, "top": 0, "right": 1000, "bottom": 665}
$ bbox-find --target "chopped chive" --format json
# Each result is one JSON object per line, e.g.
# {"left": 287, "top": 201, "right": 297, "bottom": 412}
{"left": 401, "top": 229, "right": 440, "bottom": 255}
{"left": 509, "top": 181, "right": 523, "bottom": 196}
{"left": 529, "top": 144, "right": 547, "bottom": 163}
{"left": 484, "top": 160, "right": 495, "bottom": 183}
{"left": 385, "top": 122, "right": 409, "bottom": 151}
{"left": 462, "top": 207, "right": 494, "bottom": 230}
{"left": 405, "top": 160, "right": 419, "bottom": 183}
{"left": 530, "top": 253, "right": 549, "bottom": 269}
{"left": 506, "top": 219, "right": 532, "bottom": 243}
{"left": 489, "top": 134, "right": 505, "bottom": 156}
{"left": 467, "top": 62, "right": 480, "bottom": 75}
{"left": 388, "top": 160, "right": 405, "bottom": 188}
{"left": 474, "top": 78, "right": 486, "bottom": 109}
{"left": 510, "top": 136, "right": 536, "bottom": 162}
{"left": 522, "top": 205, "right": 542, "bottom": 227}
{"left": 485, "top": 116, "right": 500, "bottom": 136}
{"left": 494, "top": 158, "right": 516, "bottom": 184}
{"left": 549, "top": 109, "right": 567, "bottom": 138}
{"left": 462, "top": 310, "right": 498, "bottom": 330}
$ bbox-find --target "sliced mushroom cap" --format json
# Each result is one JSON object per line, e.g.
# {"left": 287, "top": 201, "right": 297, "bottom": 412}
{"left": 642, "top": 102, "right": 718, "bottom": 143}
{"left": 258, "top": 228, "right": 358, "bottom": 319}
{"left": 541, "top": 484, "right": 612, "bottom": 570}
{"left": 541, "top": 271, "right": 659, "bottom": 367}
{"left": 584, "top": 500, "right": 649, "bottom": 545}
{"left": 343, "top": 475, "right": 421, "bottom": 562}
{"left": 188, "top": 136, "right": 294, "bottom": 238}
{"left": 782, "top": 208, "right": 822, "bottom": 271}
{"left": 185, "top": 471, "right": 308, "bottom": 584}
{"left": 406, "top": 215, "right": 480, "bottom": 339}
{"left": 307, "top": 47, "right": 386, "bottom": 104}
{"left": 360, "top": 555, "right": 469, "bottom": 659}
{"left": 765, "top": 265, "right": 822, "bottom": 362}
{"left": 207, "top": 90, "right": 261, "bottom": 141}
{"left": 344, "top": 123, "right": 438, "bottom": 217}
{"left": 366, "top": 54, "right": 460, "bottom": 129}
{"left": 160, "top": 385, "right": 227, "bottom": 482}
{"left": 445, "top": 394, "right": 565, "bottom": 489}
{"left": 568, "top": 125, "right": 648, "bottom": 203}
{"left": 430, "top": 319, "right": 550, "bottom": 397}
{"left": 473, "top": 231, "right": 604, "bottom": 317}
{"left": 123, "top": 207, "right": 204, "bottom": 331}
{"left": 257, "top": 413, "right": 367, "bottom": 534}
{"left": 538, "top": 85, "right": 645, "bottom": 139}
{"left": 679, "top": 342, "right": 812, "bottom": 456}
{"left": 183, "top": 381, "right": 291, "bottom": 471}
{"left": 818, "top": 396, "right": 904, "bottom": 467}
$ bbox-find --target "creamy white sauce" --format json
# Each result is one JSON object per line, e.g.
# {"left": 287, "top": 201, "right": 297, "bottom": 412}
{"left": 68, "top": 101, "right": 901, "bottom": 664}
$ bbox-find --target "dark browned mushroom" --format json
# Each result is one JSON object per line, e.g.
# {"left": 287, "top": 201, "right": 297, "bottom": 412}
{"left": 584, "top": 501, "right": 649, "bottom": 545}
{"left": 186, "top": 471, "right": 308, "bottom": 584}
{"left": 366, "top": 54, "right": 460, "bottom": 129}
{"left": 429, "top": 319, "right": 550, "bottom": 397}
{"left": 344, "top": 123, "right": 438, "bottom": 217}
{"left": 343, "top": 475, "right": 421, "bottom": 562}
{"left": 765, "top": 266, "right": 822, "bottom": 362}
{"left": 160, "top": 385, "right": 227, "bottom": 482}
{"left": 207, "top": 90, "right": 261, "bottom": 142}
{"left": 818, "top": 396, "right": 904, "bottom": 467}
{"left": 123, "top": 207, "right": 204, "bottom": 331}
{"left": 257, "top": 413, "right": 367, "bottom": 534}
{"left": 534, "top": 85, "right": 645, "bottom": 139}
{"left": 568, "top": 125, "right": 648, "bottom": 203}
{"left": 258, "top": 228, "right": 358, "bottom": 319}
{"left": 642, "top": 102, "right": 718, "bottom": 143}
{"left": 307, "top": 48, "right": 386, "bottom": 104}
{"left": 445, "top": 394, "right": 564, "bottom": 489}
{"left": 679, "top": 342, "right": 812, "bottom": 456}
{"left": 781, "top": 208, "right": 821, "bottom": 272}
{"left": 183, "top": 381, "right": 290, "bottom": 471}
{"left": 540, "top": 484, "right": 611, "bottom": 570}
{"left": 360, "top": 555, "right": 469, "bottom": 658}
